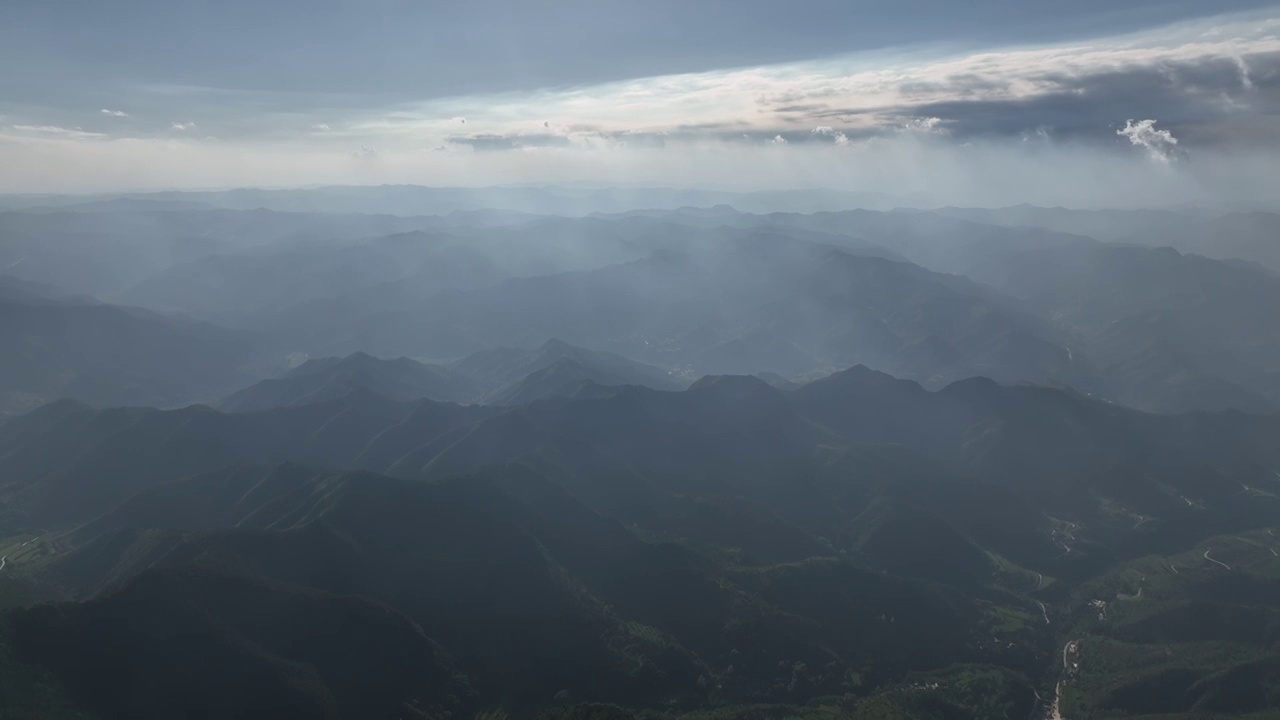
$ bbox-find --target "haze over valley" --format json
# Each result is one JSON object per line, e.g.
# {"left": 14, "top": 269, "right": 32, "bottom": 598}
{"left": 2, "top": 2, "right": 1280, "bottom": 719}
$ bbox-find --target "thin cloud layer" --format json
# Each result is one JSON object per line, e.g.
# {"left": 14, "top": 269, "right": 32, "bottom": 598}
{"left": 1, "top": 10, "right": 1278, "bottom": 200}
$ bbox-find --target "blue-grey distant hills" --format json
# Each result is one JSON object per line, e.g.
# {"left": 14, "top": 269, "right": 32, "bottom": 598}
{"left": 218, "top": 338, "right": 683, "bottom": 412}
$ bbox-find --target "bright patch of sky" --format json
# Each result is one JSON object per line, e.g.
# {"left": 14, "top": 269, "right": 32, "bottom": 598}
{"left": 1, "top": 2, "right": 1278, "bottom": 203}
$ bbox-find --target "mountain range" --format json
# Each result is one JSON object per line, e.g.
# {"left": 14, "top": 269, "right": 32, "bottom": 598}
{"left": 2, "top": 189, "right": 1279, "bottom": 718}
{"left": 218, "top": 339, "right": 683, "bottom": 412}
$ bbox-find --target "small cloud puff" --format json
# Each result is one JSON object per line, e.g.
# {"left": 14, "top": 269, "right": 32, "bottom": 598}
{"left": 812, "top": 126, "right": 849, "bottom": 145}
{"left": 100, "top": 109, "right": 129, "bottom": 117}
{"left": 312, "top": 123, "right": 331, "bottom": 131}
{"left": 1117, "top": 119, "right": 1178, "bottom": 162}
{"left": 452, "top": 116, "right": 467, "bottom": 125}
{"left": 902, "top": 117, "right": 946, "bottom": 135}
{"left": 171, "top": 121, "right": 196, "bottom": 131}
{"left": 772, "top": 134, "right": 787, "bottom": 144}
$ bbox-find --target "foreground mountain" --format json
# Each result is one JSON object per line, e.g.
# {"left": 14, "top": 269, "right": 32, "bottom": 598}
{"left": 3, "top": 463, "right": 1006, "bottom": 712}
{"left": 1, "top": 359, "right": 1277, "bottom": 717}
{"left": 10, "top": 566, "right": 476, "bottom": 720}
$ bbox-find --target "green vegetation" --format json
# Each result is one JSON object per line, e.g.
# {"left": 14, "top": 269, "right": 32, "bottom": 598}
{"left": 0, "top": 355, "right": 1277, "bottom": 717}
{"left": 0, "top": 620, "right": 96, "bottom": 719}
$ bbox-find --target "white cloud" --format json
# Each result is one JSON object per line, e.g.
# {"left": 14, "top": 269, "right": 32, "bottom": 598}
{"left": 122, "top": 12, "right": 1273, "bottom": 160}
{"left": 1233, "top": 55, "right": 1254, "bottom": 90}
{"left": 1117, "top": 118, "right": 1179, "bottom": 161}
{"left": 812, "top": 126, "right": 849, "bottom": 145}
{"left": 772, "top": 134, "right": 787, "bottom": 144}
{"left": 100, "top": 109, "right": 129, "bottom": 117}
{"left": 902, "top": 117, "right": 947, "bottom": 135}
{"left": 2, "top": 11, "right": 1279, "bottom": 199}
{"left": 311, "top": 13, "right": 1279, "bottom": 154}
{"left": 4, "top": 124, "right": 1280, "bottom": 213}
{"left": 1021, "top": 126, "right": 1053, "bottom": 142}
{"left": 10, "top": 124, "right": 107, "bottom": 140}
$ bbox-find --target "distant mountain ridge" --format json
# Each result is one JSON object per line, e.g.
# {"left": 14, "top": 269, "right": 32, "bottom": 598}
{"left": 450, "top": 338, "right": 685, "bottom": 399}
{"left": 4, "top": 195, "right": 1280, "bottom": 717}
{"left": 218, "top": 338, "right": 683, "bottom": 412}
{"left": 0, "top": 296, "right": 262, "bottom": 417}
{"left": 218, "top": 351, "right": 478, "bottom": 411}
{"left": 5, "top": 365, "right": 1277, "bottom": 542}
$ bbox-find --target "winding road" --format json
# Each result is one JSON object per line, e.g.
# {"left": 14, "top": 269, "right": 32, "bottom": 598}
{"left": 1037, "top": 600, "right": 1050, "bottom": 625}
{"left": 0, "top": 555, "right": 7, "bottom": 573}
{"left": 1055, "top": 523, "right": 1077, "bottom": 556}
{"left": 1047, "top": 639, "right": 1080, "bottom": 720}
{"left": 1204, "top": 550, "right": 1231, "bottom": 570}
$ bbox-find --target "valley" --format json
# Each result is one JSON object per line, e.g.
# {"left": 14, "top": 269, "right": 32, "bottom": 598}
{"left": 0, "top": 192, "right": 1278, "bottom": 719}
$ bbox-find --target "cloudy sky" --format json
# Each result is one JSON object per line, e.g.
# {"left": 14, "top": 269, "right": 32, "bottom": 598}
{"left": 3, "top": 1, "right": 1279, "bottom": 205}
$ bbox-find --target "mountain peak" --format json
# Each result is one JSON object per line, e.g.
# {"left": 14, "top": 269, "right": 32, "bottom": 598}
{"left": 800, "top": 365, "right": 926, "bottom": 397}
{"left": 343, "top": 350, "right": 379, "bottom": 363}
{"left": 827, "top": 364, "right": 902, "bottom": 386}
{"left": 535, "top": 338, "right": 576, "bottom": 354}
{"left": 938, "top": 375, "right": 1002, "bottom": 400}
{"left": 687, "top": 374, "right": 786, "bottom": 408}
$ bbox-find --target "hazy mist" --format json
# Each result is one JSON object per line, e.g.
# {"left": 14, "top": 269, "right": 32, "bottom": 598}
{"left": 2, "top": 3, "right": 1280, "bottom": 719}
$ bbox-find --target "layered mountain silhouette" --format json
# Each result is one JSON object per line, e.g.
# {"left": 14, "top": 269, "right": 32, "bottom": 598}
{"left": 0, "top": 295, "right": 260, "bottom": 416}
{"left": 6, "top": 203, "right": 1277, "bottom": 415}
{"left": 219, "top": 351, "right": 479, "bottom": 411}
{"left": 3, "top": 195, "right": 1280, "bottom": 718}
{"left": 218, "top": 339, "right": 682, "bottom": 412}
{"left": 4, "top": 366, "right": 1277, "bottom": 557}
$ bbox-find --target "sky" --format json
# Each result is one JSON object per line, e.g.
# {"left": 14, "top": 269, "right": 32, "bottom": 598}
{"left": 2, "top": 1, "right": 1280, "bottom": 206}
